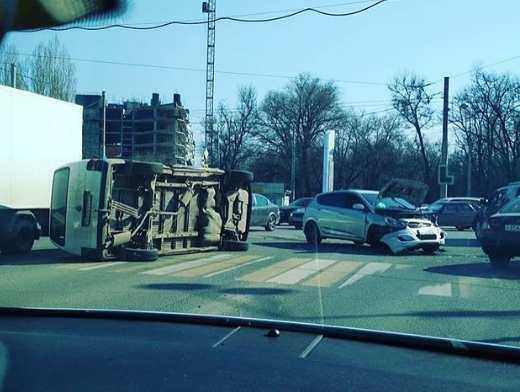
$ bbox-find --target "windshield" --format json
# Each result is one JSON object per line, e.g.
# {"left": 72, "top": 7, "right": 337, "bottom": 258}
{"left": 3, "top": 0, "right": 520, "bottom": 361}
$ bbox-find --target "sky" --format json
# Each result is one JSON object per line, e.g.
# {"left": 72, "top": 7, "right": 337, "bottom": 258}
{"left": 4, "top": 0, "right": 520, "bottom": 145}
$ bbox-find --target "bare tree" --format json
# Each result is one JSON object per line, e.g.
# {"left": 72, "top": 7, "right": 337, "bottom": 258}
{"left": 389, "top": 73, "right": 437, "bottom": 185}
{"left": 257, "top": 74, "right": 345, "bottom": 196}
{"left": 28, "top": 36, "right": 77, "bottom": 101}
{"left": 0, "top": 44, "right": 28, "bottom": 89}
{"left": 216, "top": 86, "right": 258, "bottom": 170}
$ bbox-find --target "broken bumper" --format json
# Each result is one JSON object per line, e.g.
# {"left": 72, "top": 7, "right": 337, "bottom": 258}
{"left": 381, "top": 226, "right": 445, "bottom": 254}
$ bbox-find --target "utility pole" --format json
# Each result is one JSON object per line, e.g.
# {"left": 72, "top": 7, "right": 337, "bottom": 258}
{"left": 10, "top": 63, "right": 16, "bottom": 88}
{"left": 322, "top": 130, "right": 335, "bottom": 193}
{"left": 291, "top": 128, "right": 296, "bottom": 201}
{"left": 101, "top": 90, "right": 106, "bottom": 159}
{"left": 440, "top": 76, "right": 450, "bottom": 198}
{"left": 202, "top": 1, "right": 216, "bottom": 165}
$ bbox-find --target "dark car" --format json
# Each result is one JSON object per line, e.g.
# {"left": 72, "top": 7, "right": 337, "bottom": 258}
{"left": 474, "top": 182, "right": 520, "bottom": 239}
{"left": 289, "top": 208, "right": 305, "bottom": 230}
{"left": 479, "top": 197, "right": 520, "bottom": 267}
{"left": 279, "top": 197, "right": 313, "bottom": 224}
{"left": 424, "top": 201, "right": 480, "bottom": 230}
{"left": 251, "top": 193, "right": 280, "bottom": 231}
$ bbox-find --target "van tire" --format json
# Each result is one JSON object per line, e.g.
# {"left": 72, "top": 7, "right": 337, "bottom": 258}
{"left": 128, "top": 161, "right": 164, "bottom": 176}
{"left": 221, "top": 240, "right": 249, "bottom": 251}
{"left": 1, "top": 222, "right": 35, "bottom": 254}
{"left": 123, "top": 247, "right": 159, "bottom": 262}
{"left": 227, "top": 170, "right": 253, "bottom": 187}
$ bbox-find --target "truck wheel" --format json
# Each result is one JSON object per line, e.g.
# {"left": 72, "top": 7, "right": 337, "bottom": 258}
{"left": 221, "top": 240, "right": 249, "bottom": 251}
{"left": 128, "top": 161, "right": 164, "bottom": 176}
{"left": 265, "top": 213, "right": 277, "bottom": 231}
{"left": 422, "top": 244, "right": 440, "bottom": 254}
{"left": 123, "top": 247, "right": 159, "bottom": 262}
{"left": 227, "top": 170, "right": 253, "bottom": 186}
{"left": 2, "top": 223, "right": 35, "bottom": 254}
{"left": 304, "top": 222, "right": 321, "bottom": 246}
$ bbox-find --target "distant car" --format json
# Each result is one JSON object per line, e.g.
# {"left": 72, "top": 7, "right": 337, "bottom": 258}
{"left": 424, "top": 201, "right": 480, "bottom": 230}
{"left": 479, "top": 197, "right": 520, "bottom": 267}
{"left": 474, "top": 182, "right": 520, "bottom": 239}
{"left": 424, "top": 197, "right": 484, "bottom": 212}
{"left": 289, "top": 208, "right": 305, "bottom": 230}
{"left": 279, "top": 197, "right": 313, "bottom": 224}
{"left": 251, "top": 193, "right": 280, "bottom": 231}
{"left": 303, "top": 180, "right": 445, "bottom": 254}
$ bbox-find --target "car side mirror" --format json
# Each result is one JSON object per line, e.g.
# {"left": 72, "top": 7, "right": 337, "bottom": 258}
{"left": 353, "top": 203, "right": 365, "bottom": 211}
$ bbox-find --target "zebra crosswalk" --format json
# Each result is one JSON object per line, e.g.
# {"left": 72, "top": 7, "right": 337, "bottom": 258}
{"left": 53, "top": 251, "right": 402, "bottom": 290}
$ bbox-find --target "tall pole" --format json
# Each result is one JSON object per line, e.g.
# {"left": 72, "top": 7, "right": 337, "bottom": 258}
{"left": 101, "top": 90, "right": 106, "bottom": 159}
{"left": 440, "top": 76, "right": 449, "bottom": 198}
{"left": 322, "top": 130, "right": 335, "bottom": 193}
{"left": 291, "top": 128, "right": 296, "bottom": 201}
{"left": 10, "top": 63, "right": 16, "bottom": 88}
{"left": 203, "top": 1, "right": 216, "bottom": 165}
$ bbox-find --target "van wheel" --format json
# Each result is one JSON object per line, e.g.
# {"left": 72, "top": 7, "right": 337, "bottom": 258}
{"left": 227, "top": 170, "right": 253, "bottom": 187}
{"left": 128, "top": 161, "right": 164, "bottom": 176}
{"left": 221, "top": 240, "right": 249, "bottom": 251}
{"left": 123, "top": 247, "right": 159, "bottom": 262}
{"left": 304, "top": 222, "right": 321, "bottom": 246}
{"left": 2, "top": 223, "right": 35, "bottom": 254}
{"left": 488, "top": 254, "right": 511, "bottom": 268}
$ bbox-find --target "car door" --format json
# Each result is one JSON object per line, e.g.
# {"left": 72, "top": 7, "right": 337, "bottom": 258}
{"left": 251, "top": 194, "right": 269, "bottom": 226}
{"left": 315, "top": 193, "right": 346, "bottom": 236}
{"left": 339, "top": 193, "right": 368, "bottom": 240}
{"left": 438, "top": 203, "right": 459, "bottom": 226}
{"left": 457, "top": 203, "right": 477, "bottom": 227}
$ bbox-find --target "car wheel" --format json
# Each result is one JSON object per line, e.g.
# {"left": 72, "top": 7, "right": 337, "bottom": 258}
{"left": 123, "top": 247, "right": 159, "bottom": 262}
{"left": 304, "top": 222, "right": 321, "bottom": 246}
{"left": 422, "top": 244, "right": 440, "bottom": 254}
{"left": 456, "top": 226, "right": 465, "bottom": 231}
{"left": 221, "top": 240, "right": 249, "bottom": 251}
{"left": 265, "top": 214, "right": 277, "bottom": 231}
{"left": 488, "top": 254, "right": 511, "bottom": 268}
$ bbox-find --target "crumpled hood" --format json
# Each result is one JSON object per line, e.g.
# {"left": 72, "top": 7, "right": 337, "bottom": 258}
{"left": 379, "top": 178, "right": 429, "bottom": 207}
{"left": 375, "top": 208, "right": 426, "bottom": 219}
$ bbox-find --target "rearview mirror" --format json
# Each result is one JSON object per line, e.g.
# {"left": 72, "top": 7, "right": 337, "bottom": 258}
{"left": 353, "top": 203, "right": 365, "bottom": 211}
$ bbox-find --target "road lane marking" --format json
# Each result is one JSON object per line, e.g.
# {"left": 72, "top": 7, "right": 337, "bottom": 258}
{"left": 141, "top": 254, "right": 230, "bottom": 276}
{"left": 212, "top": 327, "right": 241, "bottom": 348}
{"left": 302, "top": 261, "right": 362, "bottom": 287}
{"left": 299, "top": 335, "right": 323, "bottom": 359}
{"left": 418, "top": 283, "right": 452, "bottom": 297}
{"left": 56, "top": 262, "right": 100, "bottom": 270}
{"left": 338, "top": 262, "right": 392, "bottom": 288}
{"left": 204, "top": 256, "right": 273, "bottom": 278}
{"left": 113, "top": 253, "right": 218, "bottom": 273}
{"left": 267, "top": 259, "right": 336, "bottom": 285}
{"left": 79, "top": 262, "right": 127, "bottom": 271}
{"left": 173, "top": 255, "right": 257, "bottom": 278}
{"left": 238, "top": 258, "right": 310, "bottom": 283}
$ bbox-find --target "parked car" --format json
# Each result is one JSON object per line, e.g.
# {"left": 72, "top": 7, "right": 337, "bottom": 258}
{"left": 424, "top": 201, "right": 480, "bottom": 230}
{"left": 479, "top": 197, "right": 520, "bottom": 267}
{"left": 279, "top": 197, "right": 313, "bottom": 224}
{"left": 425, "top": 197, "right": 484, "bottom": 211}
{"left": 302, "top": 180, "right": 445, "bottom": 254}
{"left": 289, "top": 208, "right": 306, "bottom": 230}
{"left": 251, "top": 193, "right": 280, "bottom": 231}
{"left": 474, "top": 182, "right": 520, "bottom": 239}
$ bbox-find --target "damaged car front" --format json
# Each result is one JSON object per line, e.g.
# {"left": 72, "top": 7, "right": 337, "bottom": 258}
{"left": 365, "top": 179, "right": 445, "bottom": 254}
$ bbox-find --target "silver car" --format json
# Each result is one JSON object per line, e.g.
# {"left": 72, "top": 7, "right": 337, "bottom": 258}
{"left": 303, "top": 182, "right": 445, "bottom": 254}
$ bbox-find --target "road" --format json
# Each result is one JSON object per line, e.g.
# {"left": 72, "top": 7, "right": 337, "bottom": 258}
{"left": 1, "top": 226, "right": 520, "bottom": 347}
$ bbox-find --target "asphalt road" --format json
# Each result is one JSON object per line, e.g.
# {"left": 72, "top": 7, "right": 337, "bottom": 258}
{"left": 1, "top": 226, "right": 520, "bottom": 347}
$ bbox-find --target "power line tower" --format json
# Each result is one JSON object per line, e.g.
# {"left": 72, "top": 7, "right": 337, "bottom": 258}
{"left": 202, "top": 1, "right": 216, "bottom": 165}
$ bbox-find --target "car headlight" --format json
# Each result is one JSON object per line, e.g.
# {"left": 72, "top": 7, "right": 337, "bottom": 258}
{"left": 384, "top": 217, "right": 407, "bottom": 229}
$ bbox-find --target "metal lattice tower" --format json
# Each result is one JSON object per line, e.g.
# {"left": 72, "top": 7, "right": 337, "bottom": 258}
{"left": 203, "top": 1, "right": 216, "bottom": 165}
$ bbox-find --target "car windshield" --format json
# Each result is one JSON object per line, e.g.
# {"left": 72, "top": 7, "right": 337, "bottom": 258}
{"left": 3, "top": 0, "right": 520, "bottom": 364}
{"left": 499, "top": 198, "right": 520, "bottom": 213}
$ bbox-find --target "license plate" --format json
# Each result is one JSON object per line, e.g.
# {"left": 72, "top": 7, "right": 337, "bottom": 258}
{"left": 418, "top": 228, "right": 436, "bottom": 236}
{"left": 505, "top": 224, "right": 520, "bottom": 232}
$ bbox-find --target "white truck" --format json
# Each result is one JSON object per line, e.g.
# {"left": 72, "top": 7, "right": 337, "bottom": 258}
{"left": 0, "top": 85, "right": 82, "bottom": 254}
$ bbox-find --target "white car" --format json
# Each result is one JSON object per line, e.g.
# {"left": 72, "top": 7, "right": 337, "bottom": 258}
{"left": 302, "top": 180, "right": 445, "bottom": 254}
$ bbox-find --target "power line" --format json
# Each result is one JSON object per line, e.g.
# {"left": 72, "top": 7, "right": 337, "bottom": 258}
{"left": 24, "top": 0, "right": 388, "bottom": 31}
{"left": 15, "top": 52, "right": 388, "bottom": 86}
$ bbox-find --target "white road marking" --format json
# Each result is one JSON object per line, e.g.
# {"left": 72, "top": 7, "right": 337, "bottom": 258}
{"left": 79, "top": 262, "right": 127, "bottom": 271}
{"left": 142, "top": 254, "right": 229, "bottom": 276}
{"left": 212, "top": 327, "right": 241, "bottom": 348}
{"left": 267, "top": 259, "right": 336, "bottom": 285}
{"left": 338, "top": 262, "right": 392, "bottom": 288}
{"left": 299, "top": 335, "right": 323, "bottom": 359}
{"left": 204, "top": 256, "right": 273, "bottom": 278}
{"left": 418, "top": 283, "right": 452, "bottom": 297}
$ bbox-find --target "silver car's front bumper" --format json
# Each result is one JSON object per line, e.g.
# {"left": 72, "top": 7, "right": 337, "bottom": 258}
{"left": 381, "top": 226, "right": 445, "bottom": 254}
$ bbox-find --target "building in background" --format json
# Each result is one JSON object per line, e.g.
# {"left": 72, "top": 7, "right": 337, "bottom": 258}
{"left": 75, "top": 93, "right": 195, "bottom": 165}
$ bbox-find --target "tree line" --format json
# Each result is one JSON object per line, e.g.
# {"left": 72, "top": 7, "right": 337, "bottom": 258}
{"left": 215, "top": 70, "right": 520, "bottom": 202}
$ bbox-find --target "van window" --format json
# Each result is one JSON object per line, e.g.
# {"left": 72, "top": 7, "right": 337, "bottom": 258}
{"left": 50, "top": 168, "right": 70, "bottom": 246}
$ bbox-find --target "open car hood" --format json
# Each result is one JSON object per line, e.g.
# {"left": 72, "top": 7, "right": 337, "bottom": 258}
{"left": 379, "top": 179, "right": 429, "bottom": 207}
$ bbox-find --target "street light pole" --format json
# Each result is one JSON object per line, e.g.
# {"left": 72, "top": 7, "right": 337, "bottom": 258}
{"left": 291, "top": 128, "right": 296, "bottom": 201}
